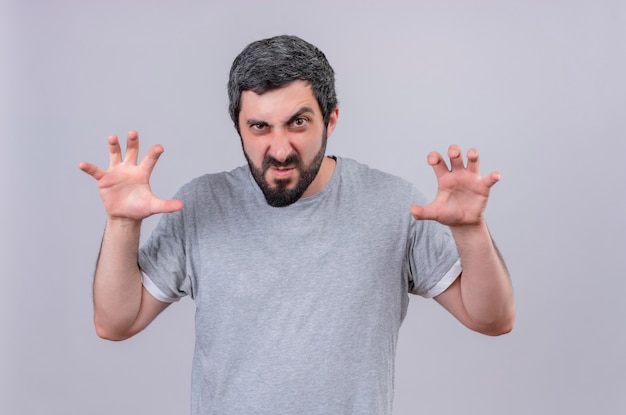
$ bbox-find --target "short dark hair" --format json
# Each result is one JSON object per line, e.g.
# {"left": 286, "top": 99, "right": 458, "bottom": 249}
{"left": 228, "top": 35, "right": 338, "bottom": 131}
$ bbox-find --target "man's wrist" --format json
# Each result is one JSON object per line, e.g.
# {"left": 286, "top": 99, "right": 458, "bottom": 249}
{"left": 449, "top": 220, "right": 491, "bottom": 244}
{"left": 105, "top": 216, "right": 143, "bottom": 230}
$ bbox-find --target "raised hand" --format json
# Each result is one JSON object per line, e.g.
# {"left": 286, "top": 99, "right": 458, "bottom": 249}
{"left": 410, "top": 144, "right": 500, "bottom": 228}
{"left": 78, "top": 130, "right": 183, "bottom": 221}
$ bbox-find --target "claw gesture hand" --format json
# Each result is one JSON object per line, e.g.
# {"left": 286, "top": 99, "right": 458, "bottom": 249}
{"left": 78, "top": 130, "right": 183, "bottom": 221}
{"left": 410, "top": 145, "right": 500, "bottom": 228}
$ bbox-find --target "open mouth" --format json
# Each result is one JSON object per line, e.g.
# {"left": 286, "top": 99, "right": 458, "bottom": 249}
{"left": 270, "top": 166, "right": 295, "bottom": 179}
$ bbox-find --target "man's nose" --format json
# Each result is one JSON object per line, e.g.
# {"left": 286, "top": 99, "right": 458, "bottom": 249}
{"left": 268, "top": 129, "right": 293, "bottom": 162}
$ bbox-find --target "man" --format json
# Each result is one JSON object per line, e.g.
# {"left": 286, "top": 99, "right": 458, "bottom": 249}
{"left": 79, "top": 35, "right": 514, "bottom": 414}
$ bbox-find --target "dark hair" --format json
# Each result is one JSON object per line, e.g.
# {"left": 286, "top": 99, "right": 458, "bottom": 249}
{"left": 228, "top": 35, "right": 338, "bottom": 132}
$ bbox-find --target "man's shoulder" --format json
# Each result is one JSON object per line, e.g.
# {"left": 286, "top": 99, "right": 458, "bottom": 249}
{"left": 338, "top": 157, "right": 413, "bottom": 190}
{"left": 176, "top": 165, "right": 251, "bottom": 198}
{"left": 184, "top": 165, "right": 248, "bottom": 186}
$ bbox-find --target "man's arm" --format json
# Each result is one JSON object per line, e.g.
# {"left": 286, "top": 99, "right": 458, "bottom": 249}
{"left": 92, "top": 218, "right": 170, "bottom": 341}
{"left": 411, "top": 145, "right": 515, "bottom": 336}
{"left": 79, "top": 131, "right": 183, "bottom": 340}
{"left": 433, "top": 224, "right": 514, "bottom": 335}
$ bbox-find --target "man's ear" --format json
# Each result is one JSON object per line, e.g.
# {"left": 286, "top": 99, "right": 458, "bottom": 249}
{"left": 326, "top": 107, "right": 340, "bottom": 137}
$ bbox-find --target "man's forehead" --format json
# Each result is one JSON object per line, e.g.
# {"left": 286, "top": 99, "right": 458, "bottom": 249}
{"left": 239, "top": 81, "right": 320, "bottom": 121}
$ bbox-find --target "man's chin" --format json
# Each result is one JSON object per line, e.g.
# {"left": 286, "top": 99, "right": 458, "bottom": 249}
{"left": 267, "top": 178, "right": 294, "bottom": 191}
{"left": 262, "top": 189, "right": 303, "bottom": 207}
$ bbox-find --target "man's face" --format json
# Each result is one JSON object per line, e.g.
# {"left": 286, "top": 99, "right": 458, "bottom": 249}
{"left": 238, "top": 80, "right": 338, "bottom": 207}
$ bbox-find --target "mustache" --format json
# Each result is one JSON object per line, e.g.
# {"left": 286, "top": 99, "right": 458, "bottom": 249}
{"left": 262, "top": 153, "right": 301, "bottom": 170}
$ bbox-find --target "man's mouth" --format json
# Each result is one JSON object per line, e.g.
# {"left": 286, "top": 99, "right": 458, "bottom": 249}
{"left": 269, "top": 166, "right": 295, "bottom": 179}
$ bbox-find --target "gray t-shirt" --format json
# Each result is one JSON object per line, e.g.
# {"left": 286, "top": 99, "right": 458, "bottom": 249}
{"left": 139, "top": 157, "right": 461, "bottom": 415}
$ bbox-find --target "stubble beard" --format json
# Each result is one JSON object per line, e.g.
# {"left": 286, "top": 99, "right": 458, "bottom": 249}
{"left": 244, "top": 130, "right": 328, "bottom": 208}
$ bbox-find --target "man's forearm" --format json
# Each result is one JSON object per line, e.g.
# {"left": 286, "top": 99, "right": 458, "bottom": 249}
{"left": 93, "top": 218, "right": 144, "bottom": 340}
{"left": 450, "top": 222, "right": 515, "bottom": 334}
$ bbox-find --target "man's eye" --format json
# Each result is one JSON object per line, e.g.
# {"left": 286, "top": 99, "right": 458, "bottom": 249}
{"left": 252, "top": 123, "right": 267, "bottom": 131}
{"left": 292, "top": 118, "right": 307, "bottom": 127}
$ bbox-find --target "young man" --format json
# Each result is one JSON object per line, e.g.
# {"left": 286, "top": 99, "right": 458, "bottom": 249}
{"left": 79, "top": 35, "right": 514, "bottom": 414}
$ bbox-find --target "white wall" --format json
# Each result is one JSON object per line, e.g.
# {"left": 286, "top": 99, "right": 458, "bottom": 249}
{"left": 2, "top": 0, "right": 625, "bottom": 414}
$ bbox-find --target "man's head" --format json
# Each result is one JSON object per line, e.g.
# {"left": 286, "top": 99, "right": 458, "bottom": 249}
{"left": 228, "top": 35, "right": 338, "bottom": 132}
{"left": 228, "top": 35, "right": 340, "bottom": 208}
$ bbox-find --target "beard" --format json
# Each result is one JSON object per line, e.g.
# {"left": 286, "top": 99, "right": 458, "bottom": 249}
{"left": 244, "top": 130, "right": 328, "bottom": 207}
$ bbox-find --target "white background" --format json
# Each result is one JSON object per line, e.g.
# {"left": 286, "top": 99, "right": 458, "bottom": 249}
{"left": 2, "top": 0, "right": 625, "bottom": 414}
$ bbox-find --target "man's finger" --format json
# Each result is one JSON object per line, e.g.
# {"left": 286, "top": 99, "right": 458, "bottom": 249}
{"left": 140, "top": 144, "right": 165, "bottom": 175}
{"left": 427, "top": 151, "right": 450, "bottom": 179}
{"left": 78, "top": 161, "right": 105, "bottom": 180}
{"left": 124, "top": 130, "right": 141, "bottom": 165}
{"left": 447, "top": 144, "right": 465, "bottom": 171}
{"left": 151, "top": 198, "right": 184, "bottom": 215}
{"left": 410, "top": 204, "right": 436, "bottom": 221}
{"left": 484, "top": 171, "right": 501, "bottom": 188}
{"left": 466, "top": 148, "right": 480, "bottom": 174}
{"left": 108, "top": 135, "right": 122, "bottom": 167}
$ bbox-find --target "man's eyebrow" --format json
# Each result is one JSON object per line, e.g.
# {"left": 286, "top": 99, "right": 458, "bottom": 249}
{"left": 285, "top": 107, "right": 315, "bottom": 124}
{"left": 245, "top": 119, "right": 268, "bottom": 126}
{"left": 245, "top": 107, "right": 315, "bottom": 127}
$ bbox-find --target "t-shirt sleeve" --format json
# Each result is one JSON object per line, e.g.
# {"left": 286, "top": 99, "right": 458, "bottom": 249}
{"left": 138, "top": 203, "right": 193, "bottom": 302}
{"left": 405, "top": 189, "right": 462, "bottom": 298}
